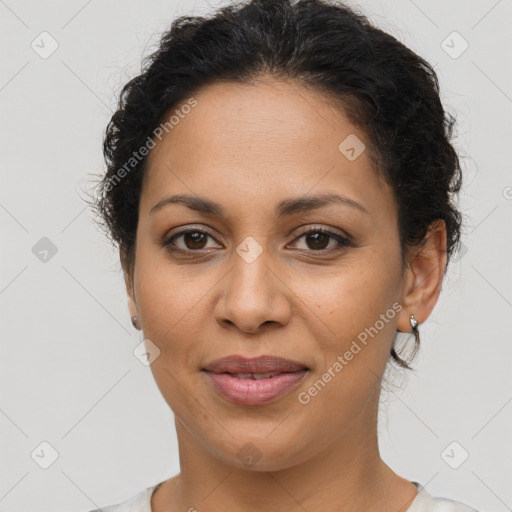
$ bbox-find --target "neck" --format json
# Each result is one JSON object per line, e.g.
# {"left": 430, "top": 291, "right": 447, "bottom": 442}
{"left": 152, "top": 396, "right": 417, "bottom": 511}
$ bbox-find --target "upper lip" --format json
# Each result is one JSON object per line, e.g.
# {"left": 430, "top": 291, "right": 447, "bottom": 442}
{"left": 203, "top": 355, "right": 309, "bottom": 374}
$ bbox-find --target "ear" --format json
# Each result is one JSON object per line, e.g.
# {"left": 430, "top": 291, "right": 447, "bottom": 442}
{"left": 120, "top": 248, "right": 139, "bottom": 325}
{"left": 397, "top": 220, "right": 448, "bottom": 331}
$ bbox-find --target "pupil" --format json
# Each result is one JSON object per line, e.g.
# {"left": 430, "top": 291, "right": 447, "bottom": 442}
{"left": 307, "top": 232, "right": 328, "bottom": 250}
{"left": 185, "top": 232, "right": 206, "bottom": 249}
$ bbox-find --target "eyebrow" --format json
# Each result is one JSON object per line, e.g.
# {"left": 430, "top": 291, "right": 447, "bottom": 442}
{"left": 149, "top": 192, "right": 370, "bottom": 218}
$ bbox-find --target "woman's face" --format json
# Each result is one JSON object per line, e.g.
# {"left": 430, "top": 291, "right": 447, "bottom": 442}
{"left": 125, "top": 77, "right": 414, "bottom": 471}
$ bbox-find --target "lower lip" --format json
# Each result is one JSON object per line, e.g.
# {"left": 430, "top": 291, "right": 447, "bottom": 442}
{"left": 203, "top": 370, "right": 308, "bottom": 406}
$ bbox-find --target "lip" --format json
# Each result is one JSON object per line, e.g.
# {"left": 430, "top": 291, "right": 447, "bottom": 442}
{"left": 203, "top": 354, "right": 308, "bottom": 374}
{"left": 202, "top": 355, "right": 309, "bottom": 406}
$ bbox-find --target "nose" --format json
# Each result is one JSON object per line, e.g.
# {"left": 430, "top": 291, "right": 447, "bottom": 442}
{"left": 214, "top": 245, "right": 292, "bottom": 334}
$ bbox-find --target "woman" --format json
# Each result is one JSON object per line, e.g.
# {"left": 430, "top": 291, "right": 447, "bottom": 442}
{"left": 90, "top": 0, "right": 479, "bottom": 510}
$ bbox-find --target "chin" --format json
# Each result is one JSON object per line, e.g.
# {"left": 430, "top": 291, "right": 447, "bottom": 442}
{"left": 209, "top": 431, "right": 313, "bottom": 472}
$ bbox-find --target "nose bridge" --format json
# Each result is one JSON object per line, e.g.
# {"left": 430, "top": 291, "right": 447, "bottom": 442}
{"left": 216, "top": 236, "right": 290, "bottom": 332}
{"left": 229, "top": 237, "right": 273, "bottom": 307}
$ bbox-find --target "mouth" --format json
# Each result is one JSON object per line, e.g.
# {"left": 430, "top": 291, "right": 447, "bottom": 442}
{"left": 202, "top": 355, "right": 309, "bottom": 406}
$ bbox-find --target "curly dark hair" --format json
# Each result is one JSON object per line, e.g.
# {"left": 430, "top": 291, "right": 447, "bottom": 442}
{"left": 90, "top": 0, "right": 464, "bottom": 369}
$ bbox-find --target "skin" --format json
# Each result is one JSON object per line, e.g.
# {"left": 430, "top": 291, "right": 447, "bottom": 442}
{"left": 121, "top": 76, "right": 447, "bottom": 512}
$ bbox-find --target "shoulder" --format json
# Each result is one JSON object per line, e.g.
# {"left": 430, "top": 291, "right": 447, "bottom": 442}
{"left": 86, "top": 484, "right": 159, "bottom": 512}
{"left": 410, "top": 483, "right": 482, "bottom": 512}
{"left": 427, "top": 496, "right": 482, "bottom": 512}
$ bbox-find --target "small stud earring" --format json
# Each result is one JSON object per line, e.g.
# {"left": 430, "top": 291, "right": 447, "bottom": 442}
{"left": 131, "top": 316, "right": 139, "bottom": 330}
{"left": 409, "top": 314, "right": 418, "bottom": 332}
{"left": 396, "top": 314, "right": 420, "bottom": 334}
{"left": 409, "top": 314, "right": 420, "bottom": 346}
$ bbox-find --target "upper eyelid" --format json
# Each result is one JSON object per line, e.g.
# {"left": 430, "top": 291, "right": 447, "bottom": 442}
{"left": 292, "top": 224, "right": 348, "bottom": 238}
{"left": 168, "top": 228, "right": 221, "bottom": 246}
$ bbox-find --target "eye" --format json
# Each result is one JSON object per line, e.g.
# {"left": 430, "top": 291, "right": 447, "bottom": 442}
{"left": 288, "top": 226, "right": 353, "bottom": 253}
{"left": 162, "top": 228, "right": 221, "bottom": 252}
{"left": 162, "top": 225, "right": 353, "bottom": 255}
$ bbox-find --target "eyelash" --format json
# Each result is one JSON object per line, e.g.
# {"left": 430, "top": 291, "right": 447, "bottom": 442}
{"left": 162, "top": 226, "right": 353, "bottom": 255}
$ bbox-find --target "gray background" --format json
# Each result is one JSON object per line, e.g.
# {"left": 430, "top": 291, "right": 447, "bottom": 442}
{"left": 1, "top": 0, "right": 511, "bottom": 510}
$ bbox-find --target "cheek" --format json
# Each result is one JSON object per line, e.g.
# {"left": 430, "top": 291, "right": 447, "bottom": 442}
{"left": 302, "top": 251, "right": 403, "bottom": 380}
{"left": 133, "top": 260, "right": 210, "bottom": 414}
{"left": 132, "top": 246, "right": 209, "bottom": 363}
{"left": 298, "top": 252, "right": 401, "bottom": 334}
{"left": 294, "top": 274, "right": 401, "bottom": 440}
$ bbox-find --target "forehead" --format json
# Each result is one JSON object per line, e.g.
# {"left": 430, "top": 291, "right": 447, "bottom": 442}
{"left": 141, "top": 77, "right": 395, "bottom": 221}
